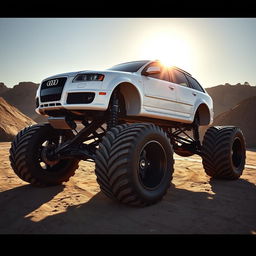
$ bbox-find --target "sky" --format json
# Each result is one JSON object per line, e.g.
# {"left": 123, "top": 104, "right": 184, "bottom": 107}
{"left": 0, "top": 18, "right": 256, "bottom": 88}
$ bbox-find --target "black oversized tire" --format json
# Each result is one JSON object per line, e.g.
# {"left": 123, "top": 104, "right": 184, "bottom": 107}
{"left": 95, "top": 123, "right": 174, "bottom": 206}
{"left": 201, "top": 126, "right": 246, "bottom": 179}
{"left": 9, "top": 123, "right": 79, "bottom": 186}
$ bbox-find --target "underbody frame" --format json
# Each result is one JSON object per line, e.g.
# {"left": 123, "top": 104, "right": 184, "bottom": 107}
{"left": 45, "top": 116, "right": 201, "bottom": 166}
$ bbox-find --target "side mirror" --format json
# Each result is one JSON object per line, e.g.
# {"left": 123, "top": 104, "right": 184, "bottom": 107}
{"left": 143, "top": 66, "right": 161, "bottom": 75}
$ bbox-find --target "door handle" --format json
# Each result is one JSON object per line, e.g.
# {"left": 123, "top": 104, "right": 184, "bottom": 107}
{"left": 169, "top": 86, "right": 174, "bottom": 90}
{"left": 192, "top": 92, "right": 197, "bottom": 96}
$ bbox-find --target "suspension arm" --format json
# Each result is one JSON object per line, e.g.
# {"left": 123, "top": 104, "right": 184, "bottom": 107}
{"left": 51, "top": 119, "right": 105, "bottom": 161}
{"left": 168, "top": 126, "right": 202, "bottom": 155}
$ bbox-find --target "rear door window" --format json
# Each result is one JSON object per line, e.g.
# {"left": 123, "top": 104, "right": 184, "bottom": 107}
{"left": 186, "top": 76, "right": 205, "bottom": 92}
{"left": 170, "top": 69, "right": 189, "bottom": 87}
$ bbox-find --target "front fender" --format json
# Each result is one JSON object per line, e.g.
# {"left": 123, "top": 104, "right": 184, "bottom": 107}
{"left": 102, "top": 74, "right": 144, "bottom": 114}
{"left": 103, "top": 74, "right": 142, "bottom": 92}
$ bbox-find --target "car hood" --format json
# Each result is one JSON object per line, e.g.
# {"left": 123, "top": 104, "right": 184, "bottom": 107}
{"left": 42, "top": 69, "right": 138, "bottom": 81}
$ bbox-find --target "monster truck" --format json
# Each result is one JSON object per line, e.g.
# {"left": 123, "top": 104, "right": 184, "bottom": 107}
{"left": 9, "top": 60, "right": 246, "bottom": 206}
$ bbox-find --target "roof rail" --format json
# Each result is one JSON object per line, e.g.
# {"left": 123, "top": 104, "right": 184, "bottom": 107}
{"left": 171, "top": 66, "right": 192, "bottom": 76}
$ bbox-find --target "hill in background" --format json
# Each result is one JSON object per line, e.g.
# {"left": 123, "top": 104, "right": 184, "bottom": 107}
{"left": 0, "top": 82, "right": 10, "bottom": 94}
{"left": 212, "top": 96, "right": 256, "bottom": 148}
{"left": 206, "top": 82, "right": 256, "bottom": 117}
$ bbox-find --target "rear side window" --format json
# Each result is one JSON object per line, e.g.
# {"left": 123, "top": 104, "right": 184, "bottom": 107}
{"left": 170, "top": 69, "right": 189, "bottom": 87}
{"left": 186, "top": 76, "right": 205, "bottom": 92}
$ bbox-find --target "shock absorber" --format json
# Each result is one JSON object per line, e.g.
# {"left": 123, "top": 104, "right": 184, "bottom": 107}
{"left": 107, "top": 89, "right": 119, "bottom": 130}
{"left": 193, "top": 114, "right": 201, "bottom": 150}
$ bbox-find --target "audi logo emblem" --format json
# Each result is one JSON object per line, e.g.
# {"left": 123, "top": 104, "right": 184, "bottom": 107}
{"left": 46, "top": 79, "right": 58, "bottom": 87}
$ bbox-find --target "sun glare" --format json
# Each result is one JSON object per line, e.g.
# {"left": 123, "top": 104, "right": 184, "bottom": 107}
{"left": 140, "top": 32, "right": 192, "bottom": 71}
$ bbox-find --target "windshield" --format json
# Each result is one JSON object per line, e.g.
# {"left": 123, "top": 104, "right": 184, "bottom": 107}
{"left": 108, "top": 60, "right": 149, "bottom": 72}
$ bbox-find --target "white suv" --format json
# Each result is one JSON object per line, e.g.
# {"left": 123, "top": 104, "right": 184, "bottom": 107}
{"left": 10, "top": 60, "right": 246, "bottom": 207}
{"left": 36, "top": 60, "right": 213, "bottom": 126}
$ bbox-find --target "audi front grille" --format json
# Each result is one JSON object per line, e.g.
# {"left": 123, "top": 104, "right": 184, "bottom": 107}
{"left": 40, "top": 77, "right": 67, "bottom": 103}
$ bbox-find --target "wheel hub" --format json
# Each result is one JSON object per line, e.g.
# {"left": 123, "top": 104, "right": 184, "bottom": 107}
{"left": 139, "top": 158, "right": 147, "bottom": 169}
{"left": 139, "top": 157, "right": 151, "bottom": 179}
{"left": 41, "top": 145, "right": 59, "bottom": 166}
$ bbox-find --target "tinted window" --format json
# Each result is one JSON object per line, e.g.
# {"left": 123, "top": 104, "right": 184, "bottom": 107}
{"left": 186, "top": 76, "right": 205, "bottom": 92}
{"left": 170, "top": 69, "right": 189, "bottom": 87}
{"left": 146, "top": 64, "right": 170, "bottom": 82}
{"left": 108, "top": 60, "right": 149, "bottom": 72}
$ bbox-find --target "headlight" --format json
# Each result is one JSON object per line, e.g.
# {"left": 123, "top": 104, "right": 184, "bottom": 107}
{"left": 73, "top": 73, "right": 104, "bottom": 82}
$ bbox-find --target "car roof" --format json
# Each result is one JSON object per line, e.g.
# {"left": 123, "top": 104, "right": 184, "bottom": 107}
{"left": 115, "top": 60, "right": 151, "bottom": 65}
{"left": 113, "top": 60, "right": 192, "bottom": 77}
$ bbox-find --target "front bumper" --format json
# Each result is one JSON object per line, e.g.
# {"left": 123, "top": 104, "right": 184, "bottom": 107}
{"left": 36, "top": 76, "right": 111, "bottom": 115}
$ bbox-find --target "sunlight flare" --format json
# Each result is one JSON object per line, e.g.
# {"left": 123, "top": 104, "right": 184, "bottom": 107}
{"left": 140, "top": 31, "right": 193, "bottom": 71}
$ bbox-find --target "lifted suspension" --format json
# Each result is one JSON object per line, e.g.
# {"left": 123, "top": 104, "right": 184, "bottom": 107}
{"left": 46, "top": 119, "right": 106, "bottom": 162}
{"left": 168, "top": 125, "right": 202, "bottom": 156}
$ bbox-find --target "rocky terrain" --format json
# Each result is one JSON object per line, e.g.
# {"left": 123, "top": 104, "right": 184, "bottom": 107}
{"left": 0, "top": 142, "right": 255, "bottom": 234}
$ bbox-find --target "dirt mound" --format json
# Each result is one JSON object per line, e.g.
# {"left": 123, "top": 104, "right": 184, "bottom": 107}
{"left": 0, "top": 81, "right": 40, "bottom": 120}
{"left": 212, "top": 96, "right": 256, "bottom": 147}
{"left": 0, "top": 97, "right": 35, "bottom": 141}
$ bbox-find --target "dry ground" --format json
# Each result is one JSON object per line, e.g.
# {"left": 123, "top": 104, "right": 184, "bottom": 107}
{"left": 0, "top": 142, "right": 255, "bottom": 234}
